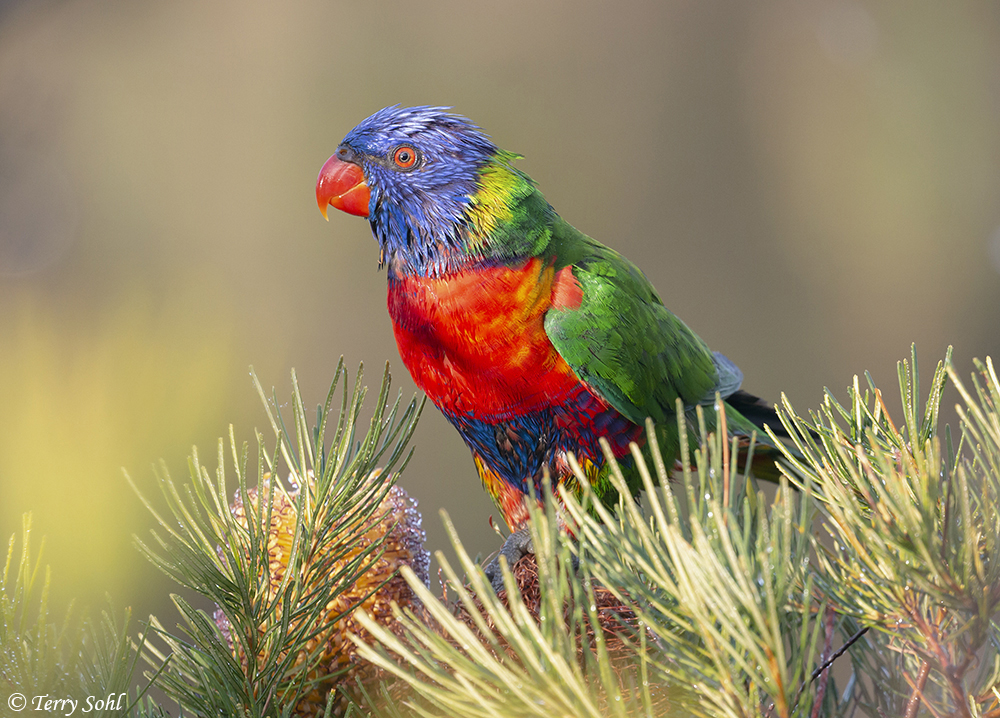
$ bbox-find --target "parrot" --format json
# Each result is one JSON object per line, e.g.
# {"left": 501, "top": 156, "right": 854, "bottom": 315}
{"left": 316, "top": 106, "right": 790, "bottom": 584}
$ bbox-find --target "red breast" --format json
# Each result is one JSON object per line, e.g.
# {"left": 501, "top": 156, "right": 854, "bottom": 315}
{"left": 387, "top": 257, "right": 582, "bottom": 418}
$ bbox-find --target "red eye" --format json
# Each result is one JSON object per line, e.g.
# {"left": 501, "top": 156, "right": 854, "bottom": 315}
{"left": 393, "top": 145, "right": 418, "bottom": 169}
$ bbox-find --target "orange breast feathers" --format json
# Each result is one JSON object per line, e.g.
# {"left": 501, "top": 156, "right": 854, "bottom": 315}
{"left": 387, "top": 258, "right": 584, "bottom": 419}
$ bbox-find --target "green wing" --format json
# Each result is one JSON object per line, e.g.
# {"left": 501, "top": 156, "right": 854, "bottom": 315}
{"left": 543, "top": 218, "right": 739, "bottom": 426}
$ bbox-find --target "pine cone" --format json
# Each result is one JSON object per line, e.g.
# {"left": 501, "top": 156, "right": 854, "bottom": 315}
{"left": 215, "top": 472, "right": 429, "bottom": 716}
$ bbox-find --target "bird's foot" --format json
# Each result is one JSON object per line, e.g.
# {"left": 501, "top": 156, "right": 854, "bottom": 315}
{"left": 482, "top": 526, "right": 534, "bottom": 595}
{"left": 482, "top": 526, "right": 582, "bottom": 595}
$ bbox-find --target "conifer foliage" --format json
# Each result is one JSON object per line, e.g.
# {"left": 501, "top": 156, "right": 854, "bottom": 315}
{"left": 4, "top": 348, "right": 1000, "bottom": 717}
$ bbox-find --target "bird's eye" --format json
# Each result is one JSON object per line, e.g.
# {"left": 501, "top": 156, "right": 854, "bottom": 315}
{"left": 392, "top": 145, "right": 419, "bottom": 169}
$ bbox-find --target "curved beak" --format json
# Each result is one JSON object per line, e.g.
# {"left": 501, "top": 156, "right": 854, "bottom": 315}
{"left": 316, "top": 154, "right": 370, "bottom": 219}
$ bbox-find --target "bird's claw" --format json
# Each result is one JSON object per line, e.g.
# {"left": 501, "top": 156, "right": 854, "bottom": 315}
{"left": 482, "top": 526, "right": 534, "bottom": 595}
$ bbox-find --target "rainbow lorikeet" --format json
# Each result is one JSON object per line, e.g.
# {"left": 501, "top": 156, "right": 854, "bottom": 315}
{"left": 316, "top": 106, "right": 788, "bottom": 563}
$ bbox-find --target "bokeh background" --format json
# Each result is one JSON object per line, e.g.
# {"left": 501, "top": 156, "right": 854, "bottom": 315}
{"left": 0, "top": 0, "right": 998, "bottom": 629}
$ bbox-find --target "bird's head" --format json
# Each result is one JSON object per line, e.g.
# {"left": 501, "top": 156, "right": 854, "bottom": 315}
{"left": 316, "top": 106, "right": 549, "bottom": 275}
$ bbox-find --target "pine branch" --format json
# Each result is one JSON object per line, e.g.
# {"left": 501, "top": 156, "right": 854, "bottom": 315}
{"left": 14, "top": 345, "right": 1000, "bottom": 717}
{"left": 776, "top": 346, "right": 1000, "bottom": 716}
{"left": 130, "top": 361, "right": 424, "bottom": 717}
{"left": 350, "top": 347, "right": 1000, "bottom": 718}
{"left": 351, "top": 401, "right": 833, "bottom": 717}
{"left": 0, "top": 514, "right": 162, "bottom": 717}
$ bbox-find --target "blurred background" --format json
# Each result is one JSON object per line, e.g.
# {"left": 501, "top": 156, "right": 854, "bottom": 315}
{"left": 0, "top": 0, "right": 998, "bottom": 628}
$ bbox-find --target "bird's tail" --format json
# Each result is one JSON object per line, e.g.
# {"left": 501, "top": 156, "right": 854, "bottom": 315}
{"left": 724, "top": 390, "right": 802, "bottom": 485}
{"left": 726, "top": 390, "right": 792, "bottom": 440}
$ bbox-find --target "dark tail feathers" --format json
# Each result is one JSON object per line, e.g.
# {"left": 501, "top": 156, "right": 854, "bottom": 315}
{"left": 725, "top": 390, "right": 790, "bottom": 440}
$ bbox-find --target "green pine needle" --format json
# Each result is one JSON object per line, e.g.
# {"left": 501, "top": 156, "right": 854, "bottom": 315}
{"left": 0, "top": 513, "right": 162, "bottom": 717}
{"left": 128, "top": 360, "right": 422, "bottom": 717}
{"left": 10, "top": 346, "right": 1000, "bottom": 718}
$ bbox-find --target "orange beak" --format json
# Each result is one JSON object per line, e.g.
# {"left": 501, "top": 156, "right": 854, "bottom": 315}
{"left": 316, "top": 155, "right": 370, "bottom": 219}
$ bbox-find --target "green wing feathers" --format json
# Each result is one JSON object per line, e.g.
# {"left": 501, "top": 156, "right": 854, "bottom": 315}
{"left": 542, "top": 218, "right": 791, "bottom": 482}
{"left": 543, "top": 218, "right": 721, "bottom": 425}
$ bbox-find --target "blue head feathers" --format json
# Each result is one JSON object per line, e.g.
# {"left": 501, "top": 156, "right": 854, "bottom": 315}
{"left": 336, "top": 106, "right": 502, "bottom": 274}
